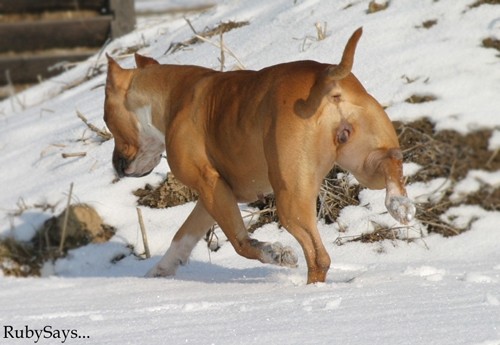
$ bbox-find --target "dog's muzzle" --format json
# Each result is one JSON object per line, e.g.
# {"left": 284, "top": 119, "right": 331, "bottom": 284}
{"left": 113, "top": 154, "right": 128, "bottom": 178}
{"left": 112, "top": 150, "right": 159, "bottom": 178}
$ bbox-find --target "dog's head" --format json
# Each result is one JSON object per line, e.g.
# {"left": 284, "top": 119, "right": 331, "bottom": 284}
{"left": 303, "top": 28, "right": 403, "bottom": 190}
{"left": 104, "top": 54, "right": 165, "bottom": 178}
{"left": 297, "top": 28, "right": 413, "bottom": 222}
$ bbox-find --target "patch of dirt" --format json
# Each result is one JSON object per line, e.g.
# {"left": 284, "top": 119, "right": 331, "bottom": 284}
{"left": 367, "top": 1, "right": 389, "bottom": 14}
{"left": 134, "top": 173, "right": 198, "bottom": 208}
{"left": 469, "top": 0, "right": 500, "bottom": 8}
{"left": 346, "top": 222, "right": 400, "bottom": 243}
{"left": 37, "top": 204, "right": 115, "bottom": 249}
{"left": 395, "top": 118, "right": 499, "bottom": 236}
{"left": 418, "top": 19, "right": 438, "bottom": 29}
{"left": 394, "top": 118, "right": 499, "bottom": 183}
{"left": 318, "top": 167, "right": 362, "bottom": 224}
{"left": 405, "top": 94, "right": 437, "bottom": 104}
{"left": 0, "top": 204, "right": 115, "bottom": 277}
{"left": 483, "top": 37, "right": 500, "bottom": 55}
{"left": 462, "top": 184, "right": 500, "bottom": 212}
{"left": 166, "top": 20, "right": 250, "bottom": 54}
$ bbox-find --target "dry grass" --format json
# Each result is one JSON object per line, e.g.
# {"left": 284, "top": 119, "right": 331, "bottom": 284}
{"left": 394, "top": 118, "right": 499, "bottom": 236}
{"left": 314, "top": 22, "right": 329, "bottom": 41}
{"left": 394, "top": 118, "right": 499, "bottom": 183}
{"left": 318, "top": 167, "right": 361, "bottom": 224}
{"left": 76, "top": 110, "right": 113, "bottom": 142}
{"left": 469, "top": 0, "right": 500, "bottom": 8}
{"left": 166, "top": 20, "right": 249, "bottom": 54}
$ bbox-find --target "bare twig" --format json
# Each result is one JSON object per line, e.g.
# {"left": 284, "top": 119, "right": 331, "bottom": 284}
{"left": 194, "top": 34, "right": 246, "bottom": 70}
{"left": 315, "top": 22, "right": 328, "bottom": 41}
{"left": 76, "top": 110, "right": 113, "bottom": 141}
{"left": 5, "top": 70, "right": 26, "bottom": 111}
{"left": 184, "top": 17, "right": 198, "bottom": 35}
{"left": 136, "top": 207, "right": 151, "bottom": 259}
{"left": 59, "top": 183, "right": 74, "bottom": 254}
{"left": 486, "top": 149, "right": 498, "bottom": 168}
{"left": 219, "top": 32, "right": 225, "bottom": 71}
{"left": 87, "top": 37, "right": 111, "bottom": 79}
{"left": 61, "top": 152, "right": 87, "bottom": 159}
{"left": 419, "top": 219, "right": 460, "bottom": 236}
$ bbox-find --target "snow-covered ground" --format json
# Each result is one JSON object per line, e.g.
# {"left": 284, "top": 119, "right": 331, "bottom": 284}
{"left": 1, "top": 0, "right": 499, "bottom": 344}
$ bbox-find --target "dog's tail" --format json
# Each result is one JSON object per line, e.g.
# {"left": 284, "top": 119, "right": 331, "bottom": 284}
{"left": 326, "top": 27, "right": 363, "bottom": 80}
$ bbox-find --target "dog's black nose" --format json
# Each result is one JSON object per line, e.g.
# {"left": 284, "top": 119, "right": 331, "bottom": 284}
{"left": 112, "top": 153, "right": 128, "bottom": 178}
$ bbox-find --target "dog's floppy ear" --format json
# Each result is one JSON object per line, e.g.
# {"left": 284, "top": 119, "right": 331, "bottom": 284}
{"left": 326, "top": 27, "right": 363, "bottom": 81}
{"left": 105, "top": 54, "right": 133, "bottom": 93}
{"left": 134, "top": 53, "right": 160, "bottom": 68}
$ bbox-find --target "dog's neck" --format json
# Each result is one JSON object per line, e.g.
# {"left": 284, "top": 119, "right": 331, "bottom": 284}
{"left": 134, "top": 105, "right": 164, "bottom": 143}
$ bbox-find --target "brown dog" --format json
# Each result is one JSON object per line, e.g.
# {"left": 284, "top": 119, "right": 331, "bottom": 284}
{"left": 104, "top": 27, "right": 415, "bottom": 284}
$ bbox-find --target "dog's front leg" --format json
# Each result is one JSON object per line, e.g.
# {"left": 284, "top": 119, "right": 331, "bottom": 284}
{"left": 379, "top": 150, "right": 416, "bottom": 225}
{"left": 146, "top": 200, "right": 215, "bottom": 277}
{"left": 196, "top": 165, "right": 298, "bottom": 268}
{"left": 275, "top": 190, "right": 331, "bottom": 284}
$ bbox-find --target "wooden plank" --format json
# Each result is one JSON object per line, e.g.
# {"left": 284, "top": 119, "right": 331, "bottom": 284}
{"left": 0, "top": 0, "right": 108, "bottom": 14}
{"left": 0, "top": 50, "right": 95, "bottom": 84}
{"left": 0, "top": 16, "right": 112, "bottom": 53}
{"left": 109, "top": 0, "right": 135, "bottom": 38}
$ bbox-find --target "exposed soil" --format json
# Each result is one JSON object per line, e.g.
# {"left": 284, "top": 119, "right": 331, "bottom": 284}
{"left": 483, "top": 37, "right": 500, "bottom": 54}
{"left": 394, "top": 118, "right": 499, "bottom": 183}
{"left": 367, "top": 1, "right": 389, "bottom": 14}
{"left": 134, "top": 173, "right": 198, "bottom": 208}
{"left": 469, "top": 0, "right": 500, "bottom": 8}
{"left": 166, "top": 20, "right": 250, "bottom": 54}
{"left": 0, "top": 204, "right": 115, "bottom": 277}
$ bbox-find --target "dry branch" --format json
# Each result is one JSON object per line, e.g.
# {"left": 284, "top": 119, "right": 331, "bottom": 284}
{"left": 136, "top": 207, "right": 151, "bottom": 259}
{"left": 59, "top": 182, "right": 74, "bottom": 254}
{"left": 193, "top": 33, "right": 246, "bottom": 70}
{"left": 76, "top": 110, "right": 113, "bottom": 141}
{"left": 61, "top": 152, "right": 86, "bottom": 159}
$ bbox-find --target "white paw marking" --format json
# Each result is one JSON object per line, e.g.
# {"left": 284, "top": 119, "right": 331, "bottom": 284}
{"left": 261, "top": 242, "right": 298, "bottom": 268}
{"left": 145, "top": 235, "right": 199, "bottom": 278}
{"left": 386, "top": 195, "right": 416, "bottom": 224}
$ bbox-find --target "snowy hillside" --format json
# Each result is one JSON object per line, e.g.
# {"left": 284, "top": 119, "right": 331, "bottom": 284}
{"left": 1, "top": 0, "right": 499, "bottom": 344}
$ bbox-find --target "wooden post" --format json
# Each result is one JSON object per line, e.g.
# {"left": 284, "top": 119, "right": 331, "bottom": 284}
{"left": 109, "top": 0, "right": 136, "bottom": 39}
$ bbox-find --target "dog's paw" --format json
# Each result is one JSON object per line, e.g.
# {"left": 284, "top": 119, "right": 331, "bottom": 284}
{"left": 145, "top": 264, "right": 176, "bottom": 278}
{"left": 280, "top": 245, "right": 299, "bottom": 268}
{"left": 263, "top": 242, "right": 298, "bottom": 268}
{"left": 385, "top": 195, "right": 416, "bottom": 224}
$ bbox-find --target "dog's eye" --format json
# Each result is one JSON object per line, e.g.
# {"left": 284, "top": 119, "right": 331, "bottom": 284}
{"left": 337, "top": 128, "right": 350, "bottom": 144}
{"left": 331, "top": 94, "right": 341, "bottom": 103}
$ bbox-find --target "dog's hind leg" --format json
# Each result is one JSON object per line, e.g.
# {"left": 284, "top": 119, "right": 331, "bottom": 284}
{"left": 275, "top": 190, "right": 331, "bottom": 284}
{"left": 196, "top": 165, "right": 298, "bottom": 268}
{"left": 146, "top": 200, "right": 215, "bottom": 277}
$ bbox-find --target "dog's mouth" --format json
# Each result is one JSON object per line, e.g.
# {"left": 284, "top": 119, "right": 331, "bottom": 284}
{"left": 114, "top": 161, "right": 156, "bottom": 178}
{"left": 113, "top": 151, "right": 161, "bottom": 178}
{"left": 123, "top": 168, "right": 154, "bottom": 178}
